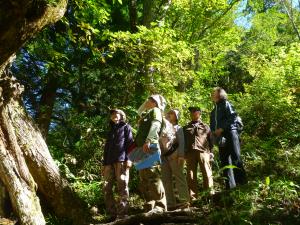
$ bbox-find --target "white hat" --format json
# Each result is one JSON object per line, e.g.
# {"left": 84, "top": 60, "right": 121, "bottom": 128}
{"left": 150, "top": 94, "right": 167, "bottom": 111}
{"left": 168, "top": 109, "right": 180, "bottom": 121}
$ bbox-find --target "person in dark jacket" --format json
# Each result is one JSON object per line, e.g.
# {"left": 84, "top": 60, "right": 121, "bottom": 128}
{"left": 184, "top": 107, "right": 214, "bottom": 200}
{"left": 210, "top": 87, "right": 247, "bottom": 189}
{"left": 103, "top": 109, "right": 133, "bottom": 220}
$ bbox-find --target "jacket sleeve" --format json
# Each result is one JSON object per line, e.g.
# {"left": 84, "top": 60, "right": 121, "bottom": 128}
{"left": 183, "top": 126, "right": 188, "bottom": 153}
{"left": 125, "top": 124, "right": 134, "bottom": 150}
{"left": 209, "top": 109, "right": 215, "bottom": 132}
{"left": 103, "top": 132, "right": 110, "bottom": 165}
{"left": 207, "top": 127, "right": 214, "bottom": 151}
{"left": 146, "top": 108, "right": 162, "bottom": 143}
{"left": 222, "top": 101, "right": 237, "bottom": 131}
{"left": 176, "top": 127, "right": 185, "bottom": 157}
{"left": 146, "top": 120, "right": 161, "bottom": 143}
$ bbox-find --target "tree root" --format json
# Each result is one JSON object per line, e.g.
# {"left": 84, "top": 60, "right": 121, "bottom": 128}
{"left": 96, "top": 209, "right": 203, "bottom": 225}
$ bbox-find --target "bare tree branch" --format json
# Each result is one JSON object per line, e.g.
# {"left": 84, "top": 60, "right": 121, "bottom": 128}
{"left": 280, "top": 0, "right": 300, "bottom": 40}
{"left": 193, "top": 0, "right": 240, "bottom": 40}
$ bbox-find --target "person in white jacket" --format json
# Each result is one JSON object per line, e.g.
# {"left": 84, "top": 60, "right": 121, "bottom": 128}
{"left": 161, "top": 109, "right": 190, "bottom": 210}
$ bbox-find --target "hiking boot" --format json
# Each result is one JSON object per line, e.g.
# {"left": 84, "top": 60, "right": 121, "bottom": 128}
{"left": 116, "top": 214, "right": 128, "bottom": 220}
{"left": 143, "top": 202, "right": 155, "bottom": 212}
{"left": 147, "top": 206, "right": 165, "bottom": 214}
{"left": 168, "top": 202, "right": 190, "bottom": 211}
{"left": 175, "top": 202, "right": 190, "bottom": 210}
{"left": 167, "top": 205, "right": 177, "bottom": 211}
{"left": 106, "top": 215, "right": 117, "bottom": 222}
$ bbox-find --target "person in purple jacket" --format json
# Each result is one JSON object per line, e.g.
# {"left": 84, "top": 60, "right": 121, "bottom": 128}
{"left": 103, "top": 109, "right": 133, "bottom": 220}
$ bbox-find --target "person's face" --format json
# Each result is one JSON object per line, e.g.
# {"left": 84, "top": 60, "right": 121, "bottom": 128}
{"left": 145, "top": 98, "right": 157, "bottom": 110}
{"left": 167, "top": 111, "right": 177, "bottom": 124}
{"left": 110, "top": 112, "right": 121, "bottom": 123}
{"left": 211, "top": 90, "right": 220, "bottom": 103}
{"left": 190, "top": 111, "right": 201, "bottom": 121}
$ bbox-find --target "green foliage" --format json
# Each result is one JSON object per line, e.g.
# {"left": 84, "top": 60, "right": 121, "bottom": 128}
{"left": 46, "top": 214, "right": 72, "bottom": 225}
{"left": 48, "top": 112, "right": 106, "bottom": 176}
{"left": 205, "top": 178, "right": 299, "bottom": 224}
{"left": 191, "top": 142, "right": 300, "bottom": 225}
{"left": 73, "top": 180, "right": 104, "bottom": 206}
{"left": 108, "top": 25, "right": 194, "bottom": 102}
{"left": 13, "top": 0, "right": 300, "bottom": 223}
{"left": 236, "top": 43, "right": 300, "bottom": 143}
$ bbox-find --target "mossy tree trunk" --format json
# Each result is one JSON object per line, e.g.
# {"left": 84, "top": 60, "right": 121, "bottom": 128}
{"left": 0, "top": 0, "right": 88, "bottom": 224}
{"left": 0, "top": 78, "right": 45, "bottom": 224}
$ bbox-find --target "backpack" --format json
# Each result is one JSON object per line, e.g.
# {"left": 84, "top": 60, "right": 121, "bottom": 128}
{"left": 159, "top": 118, "right": 176, "bottom": 155}
{"left": 236, "top": 116, "right": 244, "bottom": 134}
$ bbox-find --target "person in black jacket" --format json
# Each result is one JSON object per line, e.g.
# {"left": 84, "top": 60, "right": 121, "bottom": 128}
{"left": 210, "top": 87, "right": 246, "bottom": 189}
{"left": 103, "top": 109, "right": 133, "bottom": 220}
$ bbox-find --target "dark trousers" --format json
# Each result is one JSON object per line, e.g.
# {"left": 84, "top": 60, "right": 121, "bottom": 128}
{"left": 219, "top": 130, "right": 247, "bottom": 189}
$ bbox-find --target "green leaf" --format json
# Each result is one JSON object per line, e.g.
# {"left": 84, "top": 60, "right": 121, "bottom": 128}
{"left": 113, "top": 0, "right": 122, "bottom": 4}
{"left": 265, "top": 176, "right": 270, "bottom": 186}
{"left": 219, "top": 165, "right": 238, "bottom": 172}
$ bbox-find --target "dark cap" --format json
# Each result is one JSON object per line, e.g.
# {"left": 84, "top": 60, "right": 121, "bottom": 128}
{"left": 188, "top": 106, "right": 201, "bottom": 113}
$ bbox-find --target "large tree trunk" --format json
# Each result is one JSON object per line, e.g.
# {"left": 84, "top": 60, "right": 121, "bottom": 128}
{"left": 128, "top": 0, "right": 138, "bottom": 32}
{"left": 0, "top": 0, "right": 89, "bottom": 224}
{"left": 142, "top": 0, "right": 154, "bottom": 27}
{"left": 0, "top": 76, "right": 88, "bottom": 225}
{"left": 9, "top": 84, "right": 87, "bottom": 224}
{"left": 142, "top": 0, "right": 172, "bottom": 28}
{"left": 0, "top": 77, "right": 45, "bottom": 224}
{"left": 0, "top": 0, "right": 68, "bottom": 69}
{"left": 36, "top": 72, "right": 59, "bottom": 137}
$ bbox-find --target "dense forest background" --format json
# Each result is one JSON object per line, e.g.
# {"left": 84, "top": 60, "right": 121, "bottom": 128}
{"left": 9, "top": 0, "right": 300, "bottom": 224}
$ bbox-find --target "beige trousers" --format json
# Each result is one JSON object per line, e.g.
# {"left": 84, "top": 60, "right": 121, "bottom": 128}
{"left": 103, "top": 162, "right": 129, "bottom": 216}
{"left": 186, "top": 149, "right": 213, "bottom": 200}
{"left": 139, "top": 166, "right": 167, "bottom": 211}
{"left": 161, "top": 151, "right": 190, "bottom": 208}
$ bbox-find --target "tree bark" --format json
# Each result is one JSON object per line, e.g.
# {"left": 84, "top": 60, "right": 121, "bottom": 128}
{"left": 156, "top": 0, "right": 172, "bottom": 26}
{"left": 9, "top": 89, "right": 88, "bottom": 224}
{"left": 0, "top": 75, "right": 88, "bottom": 224}
{"left": 128, "top": 0, "right": 138, "bottom": 32}
{"left": 142, "top": 0, "right": 154, "bottom": 27}
{"left": 0, "top": 77, "right": 45, "bottom": 225}
{"left": 0, "top": 0, "right": 68, "bottom": 70}
{"left": 36, "top": 72, "right": 59, "bottom": 137}
{"left": 0, "top": 0, "right": 89, "bottom": 224}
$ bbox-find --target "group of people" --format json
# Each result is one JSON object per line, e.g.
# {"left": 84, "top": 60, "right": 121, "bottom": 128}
{"left": 102, "top": 87, "right": 247, "bottom": 220}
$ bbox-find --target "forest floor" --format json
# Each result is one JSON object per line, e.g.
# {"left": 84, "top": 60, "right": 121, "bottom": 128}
{"left": 3, "top": 140, "right": 300, "bottom": 225}
{"left": 89, "top": 141, "right": 300, "bottom": 225}
{"left": 91, "top": 185, "right": 300, "bottom": 225}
